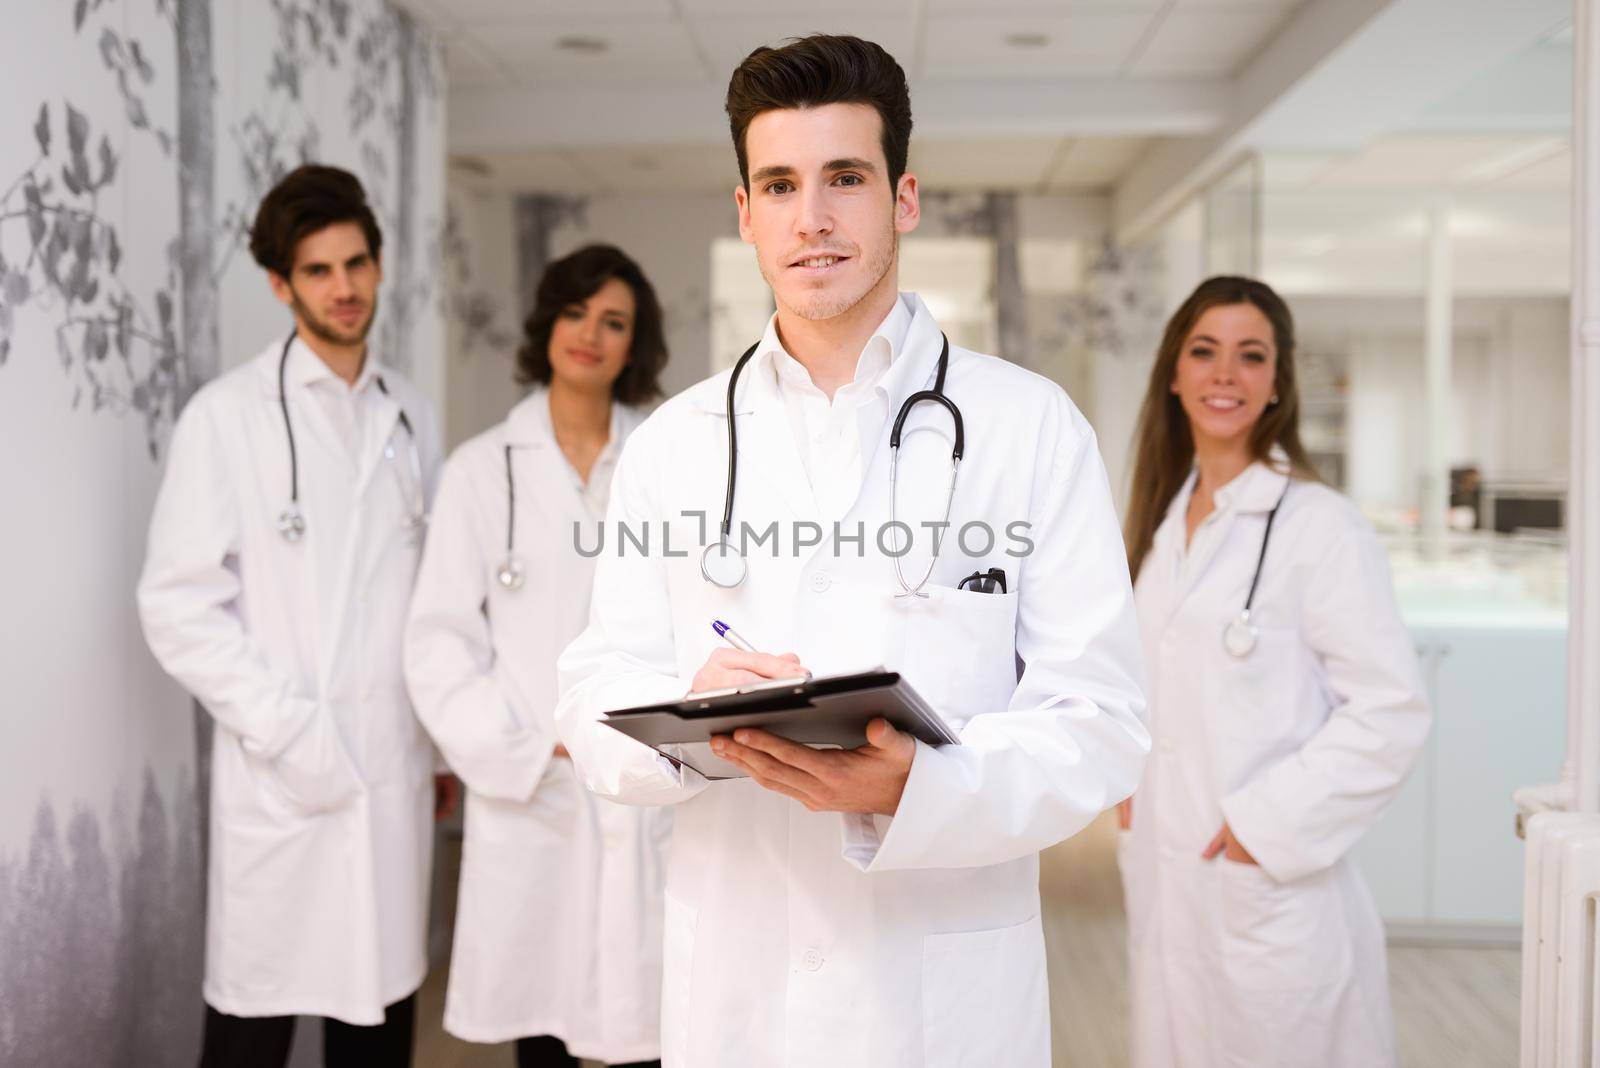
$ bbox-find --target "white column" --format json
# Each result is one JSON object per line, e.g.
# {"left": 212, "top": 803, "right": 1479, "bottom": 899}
{"left": 1421, "top": 193, "right": 1453, "bottom": 558}
{"left": 1571, "top": 0, "right": 1600, "bottom": 814}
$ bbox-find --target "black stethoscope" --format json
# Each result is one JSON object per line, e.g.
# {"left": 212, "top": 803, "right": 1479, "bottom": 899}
{"left": 699, "top": 332, "right": 963, "bottom": 598}
{"left": 496, "top": 444, "right": 525, "bottom": 590}
{"left": 1221, "top": 482, "right": 1292, "bottom": 657}
{"left": 274, "top": 332, "right": 427, "bottom": 544}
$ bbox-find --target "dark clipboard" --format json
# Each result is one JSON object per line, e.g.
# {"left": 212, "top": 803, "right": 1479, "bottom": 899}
{"left": 600, "top": 669, "right": 959, "bottom": 781}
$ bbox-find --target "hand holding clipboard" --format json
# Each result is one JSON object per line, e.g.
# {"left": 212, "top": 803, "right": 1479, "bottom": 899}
{"left": 600, "top": 621, "right": 955, "bottom": 812}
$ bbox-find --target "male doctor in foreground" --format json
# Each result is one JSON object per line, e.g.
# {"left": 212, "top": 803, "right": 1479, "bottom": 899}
{"left": 555, "top": 35, "right": 1149, "bottom": 1067}
{"left": 139, "top": 165, "right": 445, "bottom": 1066}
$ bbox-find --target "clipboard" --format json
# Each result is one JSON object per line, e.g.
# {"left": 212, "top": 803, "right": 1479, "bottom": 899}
{"left": 601, "top": 669, "right": 959, "bottom": 781}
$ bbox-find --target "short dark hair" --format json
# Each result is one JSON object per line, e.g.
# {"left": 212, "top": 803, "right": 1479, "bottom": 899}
{"left": 515, "top": 244, "right": 667, "bottom": 406}
{"left": 249, "top": 164, "right": 383, "bottom": 278}
{"left": 725, "top": 34, "right": 913, "bottom": 192}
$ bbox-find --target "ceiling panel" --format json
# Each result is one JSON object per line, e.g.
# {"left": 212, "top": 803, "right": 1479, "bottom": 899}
{"left": 564, "top": 143, "right": 744, "bottom": 192}
{"left": 1260, "top": 152, "right": 1340, "bottom": 191}
{"left": 460, "top": 20, "right": 707, "bottom": 86}
{"left": 927, "top": 0, "right": 1161, "bottom": 11}
{"left": 922, "top": 11, "right": 1156, "bottom": 78}
{"left": 682, "top": 0, "right": 915, "bottom": 15}
{"left": 441, "top": 35, "right": 509, "bottom": 88}
{"left": 1484, "top": 146, "right": 1572, "bottom": 191}
{"left": 1308, "top": 135, "right": 1567, "bottom": 191}
{"left": 419, "top": 0, "right": 675, "bottom": 22}
{"left": 1043, "top": 136, "right": 1148, "bottom": 189}
{"left": 1172, "top": 0, "right": 1300, "bottom": 6}
{"left": 689, "top": 17, "right": 916, "bottom": 78}
{"left": 1130, "top": 7, "right": 1294, "bottom": 77}
{"left": 908, "top": 137, "right": 1065, "bottom": 189}
{"left": 467, "top": 149, "right": 598, "bottom": 192}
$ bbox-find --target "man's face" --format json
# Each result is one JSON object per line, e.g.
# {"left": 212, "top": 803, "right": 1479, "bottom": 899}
{"left": 268, "top": 221, "right": 382, "bottom": 348}
{"left": 734, "top": 102, "right": 919, "bottom": 323}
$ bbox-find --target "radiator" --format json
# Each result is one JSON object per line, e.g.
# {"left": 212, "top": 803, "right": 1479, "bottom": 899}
{"left": 1523, "top": 813, "right": 1600, "bottom": 1066}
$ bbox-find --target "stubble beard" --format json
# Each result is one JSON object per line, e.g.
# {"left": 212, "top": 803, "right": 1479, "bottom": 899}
{"left": 291, "top": 287, "right": 378, "bottom": 349}
{"left": 766, "top": 225, "right": 898, "bottom": 323}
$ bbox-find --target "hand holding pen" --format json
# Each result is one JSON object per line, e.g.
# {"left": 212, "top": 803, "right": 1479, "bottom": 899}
{"left": 687, "top": 619, "right": 811, "bottom": 695}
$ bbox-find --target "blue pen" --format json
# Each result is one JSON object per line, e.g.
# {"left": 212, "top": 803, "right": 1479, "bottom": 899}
{"left": 711, "top": 619, "right": 759, "bottom": 654}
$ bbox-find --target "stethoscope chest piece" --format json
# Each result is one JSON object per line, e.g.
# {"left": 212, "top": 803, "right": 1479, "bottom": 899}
{"left": 277, "top": 507, "right": 306, "bottom": 543}
{"left": 496, "top": 555, "right": 526, "bottom": 591}
{"left": 700, "top": 539, "right": 747, "bottom": 589}
{"left": 1223, "top": 611, "right": 1258, "bottom": 658}
{"left": 1219, "top": 480, "right": 1293, "bottom": 660}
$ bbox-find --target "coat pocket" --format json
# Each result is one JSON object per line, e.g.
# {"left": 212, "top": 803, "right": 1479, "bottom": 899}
{"left": 1215, "top": 623, "right": 1300, "bottom": 728}
{"left": 254, "top": 709, "right": 365, "bottom": 817}
{"left": 921, "top": 914, "right": 1049, "bottom": 1068}
{"left": 1216, "top": 859, "right": 1352, "bottom": 991}
{"left": 658, "top": 894, "right": 697, "bottom": 1068}
{"left": 1212, "top": 861, "right": 1360, "bottom": 1065}
{"left": 900, "top": 587, "right": 1020, "bottom": 731}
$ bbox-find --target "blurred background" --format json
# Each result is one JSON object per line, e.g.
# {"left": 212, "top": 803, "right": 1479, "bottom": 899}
{"left": 0, "top": 1, "right": 1578, "bottom": 1065}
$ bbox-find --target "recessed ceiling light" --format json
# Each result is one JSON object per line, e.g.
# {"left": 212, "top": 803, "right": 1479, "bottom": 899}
{"left": 1005, "top": 32, "right": 1050, "bottom": 48}
{"left": 556, "top": 35, "right": 609, "bottom": 55}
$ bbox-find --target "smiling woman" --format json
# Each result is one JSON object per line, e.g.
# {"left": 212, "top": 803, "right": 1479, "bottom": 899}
{"left": 1117, "top": 275, "right": 1431, "bottom": 1068}
{"left": 516, "top": 243, "right": 667, "bottom": 408}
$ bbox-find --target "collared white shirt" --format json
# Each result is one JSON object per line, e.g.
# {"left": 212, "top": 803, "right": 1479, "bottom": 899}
{"left": 524, "top": 388, "right": 627, "bottom": 521}
{"left": 286, "top": 338, "right": 391, "bottom": 627}
{"left": 758, "top": 294, "right": 914, "bottom": 522}
{"left": 1169, "top": 464, "right": 1256, "bottom": 587}
{"left": 291, "top": 339, "right": 383, "bottom": 463}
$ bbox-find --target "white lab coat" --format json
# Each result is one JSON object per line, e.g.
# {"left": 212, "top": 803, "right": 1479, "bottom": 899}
{"left": 404, "top": 391, "right": 670, "bottom": 1059}
{"left": 1120, "top": 458, "right": 1431, "bottom": 1068}
{"left": 555, "top": 294, "right": 1150, "bottom": 1068}
{"left": 138, "top": 337, "right": 441, "bottom": 1024}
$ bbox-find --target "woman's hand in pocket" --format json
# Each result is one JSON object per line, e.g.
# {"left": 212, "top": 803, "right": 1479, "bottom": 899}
{"left": 1202, "top": 822, "right": 1258, "bottom": 865}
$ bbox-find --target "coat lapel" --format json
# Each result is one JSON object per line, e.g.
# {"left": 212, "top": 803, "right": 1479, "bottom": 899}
{"left": 731, "top": 350, "right": 821, "bottom": 527}
{"left": 1163, "top": 459, "right": 1293, "bottom": 627}
{"left": 856, "top": 296, "right": 946, "bottom": 510}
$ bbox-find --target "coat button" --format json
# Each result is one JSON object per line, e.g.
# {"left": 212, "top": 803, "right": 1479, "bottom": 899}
{"left": 1160, "top": 845, "right": 1176, "bottom": 862}
{"left": 809, "top": 571, "right": 831, "bottom": 593}
{"left": 802, "top": 948, "right": 824, "bottom": 971}
{"left": 1158, "top": 737, "right": 1175, "bottom": 755}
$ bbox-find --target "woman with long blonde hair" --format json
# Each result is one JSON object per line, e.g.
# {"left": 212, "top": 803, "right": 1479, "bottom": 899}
{"left": 1118, "top": 276, "right": 1430, "bottom": 1067}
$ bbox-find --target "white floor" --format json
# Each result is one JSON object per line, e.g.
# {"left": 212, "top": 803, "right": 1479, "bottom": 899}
{"left": 416, "top": 813, "right": 1521, "bottom": 1067}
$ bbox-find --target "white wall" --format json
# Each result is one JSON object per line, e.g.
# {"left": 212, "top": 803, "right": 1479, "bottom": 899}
{"left": 1090, "top": 197, "right": 1205, "bottom": 509}
{"left": 0, "top": 2, "right": 445, "bottom": 1062}
{"left": 548, "top": 192, "right": 741, "bottom": 403}
{"left": 441, "top": 185, "right": 523, "bottom": 449}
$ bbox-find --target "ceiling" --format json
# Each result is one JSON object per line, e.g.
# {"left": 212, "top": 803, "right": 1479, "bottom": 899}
{"left": 400, "top": 0, "right": 1307, "bottom": 193}
{"left": 1263, "top": 134, "right": 1571, "bottom": 193}
{"left": 1261, "top": 132, "right": 1571, "bottom": 296}
{"left": 405, "top": 0, "right": 1575, "bottom": 242}
{"left": 401, "top": 0, "right": 1310, "bottom": 90}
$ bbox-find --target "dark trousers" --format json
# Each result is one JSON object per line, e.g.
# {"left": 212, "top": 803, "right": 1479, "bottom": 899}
{"left": 514, "top": 1034, "right": 660, "bottom": 1068}
{"left": 198, "top": 995, "right": 415, "bottom": 1068}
